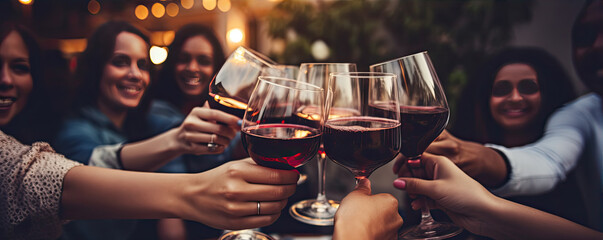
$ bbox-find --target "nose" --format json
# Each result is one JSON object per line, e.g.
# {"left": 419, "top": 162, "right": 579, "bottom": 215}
{"left": 128, "top": 63, "right": 143, "bottom": 81}
{"left": 186, "top": 59, "right": 199, "bottom": 72}
{"left": 508, "top": 88, "right": 523, "bottom": 102}
{"left": 0, "top": 64, "right": 15, "bottom": 90}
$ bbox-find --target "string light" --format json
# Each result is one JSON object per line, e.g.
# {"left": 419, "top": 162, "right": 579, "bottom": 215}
{"left": 150, "top": 46, "right": 168, "bottom": 65}
{"left": 18, "top": 0, "right": 33, "bottom": 5}
{"left": 217, "top": 0, "right": 231, "bottom": 12}
{"left": 88, "top": 0, "right": 100, "bottom": 15}
{"left": 135, "top": 5, "right": 149, "bottom": 20}
{"left": 203, "top": 0, "right": 216, "bottom": 10}
{"left": 166, "top": 3, "right": 179, "bottom": 17}
{"left": 227, "top": 28, "right": 244, "bottom": 44}
{"left": 151, "top": 3, "right": 165, "bottom": 18}
{"left": 181, "top": 0, "right": 194, "bottom": 9}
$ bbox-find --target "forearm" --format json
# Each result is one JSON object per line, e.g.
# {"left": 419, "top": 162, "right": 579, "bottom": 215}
{"left": 120, "top": 128, "right": 182, "bottom": 171}
{"left": 482, "top": 197, "right": 602, "bottom": 239}
{"left": 60, "top": 165, "right": 186, "bottom": 220}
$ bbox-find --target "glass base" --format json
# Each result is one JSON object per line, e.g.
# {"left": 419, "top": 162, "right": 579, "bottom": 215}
{"left": 219, "top": 229, "right": 275, "bottom": 240}
{"left": 399, "top": 222, "right": 462, "bottom": 240}
{"left": 289, "top": 199, "right": 340, "bottom": 226}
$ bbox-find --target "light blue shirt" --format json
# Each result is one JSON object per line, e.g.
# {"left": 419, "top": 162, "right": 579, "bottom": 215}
{"left": 488, "top": 93, "right": 603, "bottom": 230}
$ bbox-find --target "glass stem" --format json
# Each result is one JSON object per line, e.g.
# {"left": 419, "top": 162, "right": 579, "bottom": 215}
{"left": 408, "top": 154, "right": 436, "bottom": 226}
{"left": 316, "top": 154, "right": 328, "bottom": 204}
{"left": 419, "top": 203, "right": 435, "bottom": 226}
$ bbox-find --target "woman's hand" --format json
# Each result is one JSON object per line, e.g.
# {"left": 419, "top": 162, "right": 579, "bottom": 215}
{"left": 177, "top": 159, "right": 299, "bottom": 230}
{"left": 334, "top": 178, "right": 403, "bottom": 240}
{"left": 393, "top": 130, "right": 508, "bottom": 187}
{"left": 393, "top": 153, "right": 497, "bottom": 236}
{"left": 172, "top": 107, "right": 240, "bottom": 155}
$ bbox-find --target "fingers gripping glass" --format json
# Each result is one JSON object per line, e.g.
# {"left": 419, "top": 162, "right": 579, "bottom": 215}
{"left": 371, "top": 52, "right": 462, "bottom": 240}
{"left": 491, "top": 79, "right": 539, "bottom": 97}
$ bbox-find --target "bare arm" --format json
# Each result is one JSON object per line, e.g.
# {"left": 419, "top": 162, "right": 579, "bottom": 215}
{"left": 395, "top": 154, "right": 602, "bottom": 239}
{"left": 61, "top": 158, "right": 299, "bottom": 230}
{"left": 119, "top": 107, "right": 240, "bottom": 171}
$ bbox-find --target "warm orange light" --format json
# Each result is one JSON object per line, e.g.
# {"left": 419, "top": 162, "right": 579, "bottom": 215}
{"left": 135, "top": 5, "right": 149, "bottom": 20}
{"left": 88, "top": 0, "right": 100, "bottom": 15}
{"left": 19, "top": 0, "right": 33, "bottom": 5}
{"left": 217, "top": 0, "right": 231, "bottom": 12}
{"left": 163, "top": 31, "right": 175, "bottom": 46}
{"left": 166, "top": 3, "right": 179, "bottom": 17}
{"left": 151, "top": 3, "right": 165, "bottom": 18}
{"left": 227, "top": 28, "right": 244, "bottom": 44}
{"left": 203, "top": 0, "right": 216, "bottom": 10}
{"left": 181, "top": 0, "right": 194, "bottom": 9}
{"left": 150, "top": 46, "right": 168, "bottom": 65}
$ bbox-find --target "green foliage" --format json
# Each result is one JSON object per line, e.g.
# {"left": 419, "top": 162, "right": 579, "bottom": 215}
{"left": 265, "top": 0, "right": 534, "bottom": 118}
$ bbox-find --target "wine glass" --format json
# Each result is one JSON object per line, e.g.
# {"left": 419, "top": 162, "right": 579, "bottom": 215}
{"left": 223, "top": 76, "right": 324, "bottom": 240}
{"left": 370, "top": 52, "right": 462, "bottom": 240}
{"left": 323, "top": 72, "right": 401, "bottom": 181}
{"left": 289, "top": 63, "right": 357, "bottom": 226}
{"left": 208, "top": 46, "right": 285, "bottom": 118}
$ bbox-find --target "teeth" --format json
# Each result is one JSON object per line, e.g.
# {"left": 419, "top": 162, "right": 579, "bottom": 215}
{"left": 0, "top": 98, "right": 15, "bottom": 107}
{"left": 184, "top": 77, "right": 201, "bottom": 85}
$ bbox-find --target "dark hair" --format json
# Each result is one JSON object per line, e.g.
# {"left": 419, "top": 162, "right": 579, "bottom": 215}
{"left": 74, "top": 21, "right": 152, "bottom": 140}
{"left": 0, "top": 23, "right": 49, "bottom": 144}
{"left": 451, "top": 47, "right": 576, "bottom": 145}
{"left": 155, "top": 24, "right": 225, "bottom": 108}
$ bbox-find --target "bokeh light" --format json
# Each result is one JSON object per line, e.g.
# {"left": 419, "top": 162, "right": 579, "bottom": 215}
{"left": 166, "top": 3, "right": 179, "bottom": 17}
{"left": 181, "top": 0, "right": 194, "bottom": 9}
{"left": 19, "top": 0, "right": 33, "bottom": 5}
{"left": 150, "top": 46, "right": 168, "bottom": 65}
{"left": 151, "top": 3, "right": 165, "bottom": 18}
{"left": 217, "top": 0, "right": 231, "bottom": 12}
{"left": 203, "top": 0, "right": 216, "bottom": 10}
{"left": 88, "top": 0, "right": 100, "bottom": 15}
{"left": 227, "top": 28, "right": 244, "bottom": 44}
{"left": 135, "top": 5, "right": 149, "bottom": 20}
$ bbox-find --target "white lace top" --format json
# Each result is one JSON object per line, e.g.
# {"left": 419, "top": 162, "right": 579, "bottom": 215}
{"left": 0, "top": 130, "right": 82, "bottom": 239}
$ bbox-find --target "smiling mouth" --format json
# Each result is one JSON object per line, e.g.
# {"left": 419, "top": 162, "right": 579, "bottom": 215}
{"left": 502, "top": 108, "right": 529, "bottom": 117}
{"left": 0, "top": 97, "right": 16, "bottom": 107}
{"left": 117, "top": 85, "right": 143, "bottom": 94}
{"left": 182, "top": 75, "right": 201, "bottom": 85}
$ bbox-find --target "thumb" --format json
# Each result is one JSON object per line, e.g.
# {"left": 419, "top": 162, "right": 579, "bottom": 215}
{"left": 393, "top": 177, "right": 434, "bottom": 198}
{"left": 353, "top": 178, "right": 372, "bottom": 195}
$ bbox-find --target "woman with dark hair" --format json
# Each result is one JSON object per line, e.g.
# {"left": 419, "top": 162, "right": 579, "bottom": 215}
{"left": 150, "top": 23, "right": 248, "bottom": 239}
{"left": 53, "top": 21, "right": 241, "bottom": 239}
{"left": 0, "top": 23, "right": 61, "bottom": 144}
{"left": 447, "top": 46, "right": 586, "bottom": 225}
{"left": 451, "top": 47, "right": 576, "bottom": 147}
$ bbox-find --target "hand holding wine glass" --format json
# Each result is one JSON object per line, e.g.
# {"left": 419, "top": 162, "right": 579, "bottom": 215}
{"left": 371, "top": 52, "right": 462, "bottom": 240}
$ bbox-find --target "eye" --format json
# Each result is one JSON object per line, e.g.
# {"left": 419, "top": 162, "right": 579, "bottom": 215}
{"left": 137, "top": 59, "right": 150, "bottom": 71}
{"left": 492, "top": 81, "right": 512, "bottom": 97}
{"left": 11, "top": 62, "right": 31, "bottom": 74}
{"left": 111, "top": 55, "right": 130, "bottom": 67}
{"left": 518, "top": 79, "right": 539, "bottom": 95}
{"left": 177, "top": 53, "right": 191, "bottom": 64}
{"left": 196, "top": 55, "right": 213, "bottom": 66}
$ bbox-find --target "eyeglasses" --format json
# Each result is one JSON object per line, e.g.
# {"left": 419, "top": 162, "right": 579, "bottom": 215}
{"left": 491, "top": 79, "right": 540, "bottom": 97}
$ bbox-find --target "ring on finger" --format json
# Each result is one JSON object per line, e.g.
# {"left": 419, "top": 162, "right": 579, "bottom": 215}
{"left": 257, "top": 201, "right": 261, "bottom": 215}
{"left": 207, "top": 134, "right": 219, "bottom": 152}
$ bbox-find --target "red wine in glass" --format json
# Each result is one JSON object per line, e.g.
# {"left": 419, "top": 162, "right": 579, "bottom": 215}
{"left": 242, "top": 124, "right": 321, "bottom": 170}
{"left": 323, "top": 116, "right": 401, "bottom": 179}
{"left": 399, "top": 106, "right": 448, "bottom": 158}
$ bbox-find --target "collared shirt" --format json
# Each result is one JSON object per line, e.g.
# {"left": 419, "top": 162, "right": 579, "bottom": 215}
{"left": 488, "top": 93, "right": 603, "bottom": 231}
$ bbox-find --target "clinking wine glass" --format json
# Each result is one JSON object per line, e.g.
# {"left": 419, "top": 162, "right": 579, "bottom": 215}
{"left": 289, "top": 63, "right": 357, "bottom": 226}
{"left": 223, "top": 76, "right": 324, "bottom": 240}
{"left": 323, "top": 72, "right": 401, "bottom": 183}
{"left": 370, "top": 51, "right": 462, "bottom": 240}
{"left": 208, "top": 46, "right": 285, "bottom": 118}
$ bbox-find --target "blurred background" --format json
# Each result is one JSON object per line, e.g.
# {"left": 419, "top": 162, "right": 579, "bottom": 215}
{"left": 1, "top": 0, "right": 589, "bottom": 233}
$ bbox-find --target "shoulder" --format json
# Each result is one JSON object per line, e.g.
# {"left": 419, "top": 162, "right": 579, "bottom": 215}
{"left": 554, "top": 93, "right": 601, "bottom": 117}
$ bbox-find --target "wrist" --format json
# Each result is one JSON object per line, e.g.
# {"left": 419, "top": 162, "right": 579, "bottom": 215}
{"left": 479, "top": 147, "right": 509, "bottom": 188}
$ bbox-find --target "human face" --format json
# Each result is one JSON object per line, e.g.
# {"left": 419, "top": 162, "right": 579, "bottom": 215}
{"left": 489, "top": 63, "right": 542, "bottom": 131}
{"left": 174, "top": 35, "right": 214, "bottom": 99}
{"left": 0, "top": 31, "right": 33, "bottom": 126}
{"left": 98, "top": 32, "right": 150, "bottom": 112}
{"left": 573, "top": 0, "right": 603, "bottom": 96}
